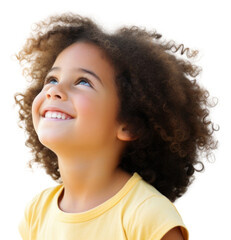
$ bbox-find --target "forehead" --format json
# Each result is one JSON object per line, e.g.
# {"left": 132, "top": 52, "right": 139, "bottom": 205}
{"left": 53, "top": 42, "right": 115, "bottom": 75}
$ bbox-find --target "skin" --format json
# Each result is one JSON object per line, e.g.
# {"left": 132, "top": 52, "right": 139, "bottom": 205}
{"left": 32, "top": 42, "right": 132, "bottom": 212}
{"left": 161, "top": 227, "right": 185, "bottom": 240}
{"left": 32, "top": 42, "right": 184, "bottom": 240}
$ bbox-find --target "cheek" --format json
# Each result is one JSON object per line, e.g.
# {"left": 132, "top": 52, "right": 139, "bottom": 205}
{"left": 77, "top": 93, "right": 119, "bottom": 127}
{"left": 32, "top": 93, "right": 44, "bottom": 130}
{"left": 76, "top": 95, "right": 98, "bottom": 118}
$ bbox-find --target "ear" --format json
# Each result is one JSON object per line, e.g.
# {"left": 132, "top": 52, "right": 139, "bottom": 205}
{"left": 117, "top": 124, "right": 137, "bottom": 141}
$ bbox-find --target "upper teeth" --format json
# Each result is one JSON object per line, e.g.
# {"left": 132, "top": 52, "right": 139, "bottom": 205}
{"left": 45, "top": 111, "right": 71, "bottom": 120}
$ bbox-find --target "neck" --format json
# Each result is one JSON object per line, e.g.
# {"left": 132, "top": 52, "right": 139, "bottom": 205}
{"left": 56, "top": 149, "right": 131, "bottom": 213}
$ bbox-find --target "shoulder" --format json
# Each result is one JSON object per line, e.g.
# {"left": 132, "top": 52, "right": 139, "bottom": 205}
{"left": 19, "top": 185, "right": 62, "bottom": 239}
{"left": 23, "top": 185, "right": 62, "bottom": 222}
{"left": 124, "top": 177, "right": 188, "bottom": 240}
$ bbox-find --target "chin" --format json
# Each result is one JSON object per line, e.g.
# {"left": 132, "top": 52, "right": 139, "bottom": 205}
{"left": 37, "top": 131, "right": 66, "bottom": 150}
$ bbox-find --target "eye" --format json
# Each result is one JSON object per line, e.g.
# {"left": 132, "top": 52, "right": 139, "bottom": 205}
{"left": 76, "top": 78, "right": 92, "bottom": 88}
{"left": 44, "top": 77, "right": 58, "bottom": 85}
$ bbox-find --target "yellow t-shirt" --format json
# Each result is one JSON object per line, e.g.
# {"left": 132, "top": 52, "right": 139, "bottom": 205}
{"left": 19, "top": 173, "right": 189, "bottom": 240}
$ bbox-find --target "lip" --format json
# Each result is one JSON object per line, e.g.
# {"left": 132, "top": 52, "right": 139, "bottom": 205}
{"left": 41, "top": 106, "right": 74, "bottom": 118}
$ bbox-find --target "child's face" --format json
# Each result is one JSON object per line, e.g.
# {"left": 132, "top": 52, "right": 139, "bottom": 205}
{"left": 32, "top": 42, "right": 125, "bottom": 154}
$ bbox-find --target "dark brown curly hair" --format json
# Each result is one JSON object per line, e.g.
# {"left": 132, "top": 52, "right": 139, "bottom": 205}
{"left": 15, "top": 13, "right": 218, "bottom": 202}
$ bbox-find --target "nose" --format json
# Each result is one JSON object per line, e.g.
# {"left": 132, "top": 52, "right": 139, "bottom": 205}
{"left": 46, "top": 85, "right": 67, "bottom": 101}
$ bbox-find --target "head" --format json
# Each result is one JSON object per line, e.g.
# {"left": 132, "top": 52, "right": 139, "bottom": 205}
{"left": 15, "top": 13, "right": 218, "bottom": 202}
{"left": 32, "top": 41, "right": 133, "bottom": 164}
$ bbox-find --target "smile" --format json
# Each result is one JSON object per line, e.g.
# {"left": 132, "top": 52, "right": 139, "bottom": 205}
{"left": 44, "top": 111, "right": 72, "bottom": 120}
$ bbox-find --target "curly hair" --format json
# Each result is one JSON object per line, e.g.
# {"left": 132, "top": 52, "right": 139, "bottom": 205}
{"left": 15, "top": 13, "right": 218, "bottom": 202}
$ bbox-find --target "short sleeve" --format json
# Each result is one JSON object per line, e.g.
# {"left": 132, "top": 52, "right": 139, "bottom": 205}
{"left": 19, "top": 201, "right": 31, "bottom": 240}
{"left": 126, "top": 196, "right": 189, "bottom": 240}
{"left": 18, "top": 193, "right": 41, "bottom": 240}
{"left": 19, "top": 213, "right": 28, "bottom": 240}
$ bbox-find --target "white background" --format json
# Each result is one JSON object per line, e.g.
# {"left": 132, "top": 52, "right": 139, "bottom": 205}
{"left": 0, "top": 0, "right": 230, "bottom": 239}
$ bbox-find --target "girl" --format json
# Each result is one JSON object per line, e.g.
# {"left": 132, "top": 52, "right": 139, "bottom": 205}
{"left": 15, "top": 13, "right": 218, "bottom": 240}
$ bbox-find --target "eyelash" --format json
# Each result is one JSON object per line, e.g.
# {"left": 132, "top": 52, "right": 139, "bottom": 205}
{"left": 44, "top": 76, "right": 93, "bottom": 88}
{"left": 44, "top": 77, "right": 58, "bottom": 85}
{"left": 75, "top": 78, "right": 93, "bottom": 88}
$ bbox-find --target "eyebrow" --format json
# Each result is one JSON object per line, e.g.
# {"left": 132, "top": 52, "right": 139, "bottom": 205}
{"left": 47, "top": 67, "right": 103, "bottom": 85}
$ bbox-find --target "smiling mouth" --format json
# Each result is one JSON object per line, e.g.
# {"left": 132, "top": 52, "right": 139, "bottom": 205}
{"left": 43, "top": 111, "right": 73, "bottom": 120}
